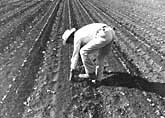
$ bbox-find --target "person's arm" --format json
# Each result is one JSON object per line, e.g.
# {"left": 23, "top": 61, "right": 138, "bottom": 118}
{"left": 69, "top": 38, "right": 81, "bottom": 81}
{"left": 112, "top": 29, "right": 118, "bottom": 42}
{"left": 70, "top": 38, "right": 81, "bottom": 71}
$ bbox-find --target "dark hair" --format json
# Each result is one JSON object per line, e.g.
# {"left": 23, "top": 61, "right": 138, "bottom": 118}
{"left": 66, "top": 32, "right": 75, "bottom": 44}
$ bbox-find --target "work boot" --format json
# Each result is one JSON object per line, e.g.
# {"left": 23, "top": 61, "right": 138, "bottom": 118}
{"left": 78, "top": 73, "right": 97, "bottom": 80}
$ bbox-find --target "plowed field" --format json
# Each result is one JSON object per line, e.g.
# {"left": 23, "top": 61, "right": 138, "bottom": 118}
{"left": 0, "top": 0, "right": 164, "bottom": 118}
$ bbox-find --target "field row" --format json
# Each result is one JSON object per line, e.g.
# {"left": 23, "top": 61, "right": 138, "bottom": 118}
{"left": 63, "top": 0, "right": 165, "bottom": 118}
{"left": 0, "top": 0, "right": 61, "bottom": 117}
{"left": 90, "top": 0, "right": 165, "bottom": 83}
{"left": 23, "top": 0, "right": 73, "bottom": 117}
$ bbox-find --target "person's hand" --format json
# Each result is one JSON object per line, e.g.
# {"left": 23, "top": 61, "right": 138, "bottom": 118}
{"left": 69, "top": 69, "right": 78, "bottom": 81}
{"left": 69, "top": 70, "right": 74, "bottom": 81}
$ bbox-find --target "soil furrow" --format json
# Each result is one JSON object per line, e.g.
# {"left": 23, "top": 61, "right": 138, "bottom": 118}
{"left": 0, "top": 1, "right": 52, "bottom": 53}
{"left": 0, "top": 0, "right": 62, "bottom": 118}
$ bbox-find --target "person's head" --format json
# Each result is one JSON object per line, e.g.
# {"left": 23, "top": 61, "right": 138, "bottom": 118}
{"left": 62, "top": 28, "right": 76, "bottom": 45}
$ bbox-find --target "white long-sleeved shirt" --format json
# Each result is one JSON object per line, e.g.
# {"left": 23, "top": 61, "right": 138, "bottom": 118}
{"left": 70, "top": 23, "right": 109, "bottom": 70}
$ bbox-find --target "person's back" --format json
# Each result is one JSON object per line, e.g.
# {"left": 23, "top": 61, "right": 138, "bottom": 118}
{"left": 74, "top": 23, "right": 108, "bottom": 45}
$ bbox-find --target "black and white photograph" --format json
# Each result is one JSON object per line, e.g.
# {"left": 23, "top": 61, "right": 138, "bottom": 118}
{"left": 0, "top": 0, "right": 164, "bottom": 118}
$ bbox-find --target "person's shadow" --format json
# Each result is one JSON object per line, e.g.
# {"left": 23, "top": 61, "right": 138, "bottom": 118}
{"left": 95, "top": 72, "right": 165, "bottom": 97}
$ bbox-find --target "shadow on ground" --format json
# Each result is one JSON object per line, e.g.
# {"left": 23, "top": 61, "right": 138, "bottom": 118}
{"left": 96, "top": 72, "right": 165, "bottom": 97}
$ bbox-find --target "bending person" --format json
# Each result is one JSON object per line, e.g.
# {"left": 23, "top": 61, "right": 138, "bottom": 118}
{"left": 62, "top": 23, "right": 118, "bottom": 81}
